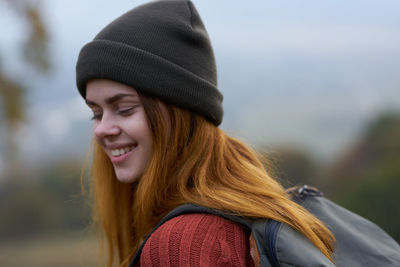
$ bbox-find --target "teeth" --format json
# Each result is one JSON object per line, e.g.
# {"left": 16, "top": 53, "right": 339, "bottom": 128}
{"left": 111, "top": 146, "right": 133, "bottom": 157}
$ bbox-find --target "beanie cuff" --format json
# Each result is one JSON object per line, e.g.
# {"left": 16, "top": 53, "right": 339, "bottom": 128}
{"left": 76, "top": 40, "right": 223, "bottom": 125}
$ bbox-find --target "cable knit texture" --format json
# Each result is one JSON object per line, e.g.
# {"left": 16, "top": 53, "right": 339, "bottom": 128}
{"left": 140, "top": 214, "right": 254, "bottom": 266}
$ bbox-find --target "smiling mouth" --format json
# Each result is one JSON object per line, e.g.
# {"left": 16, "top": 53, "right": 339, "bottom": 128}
{"left": 111, "top": 146, "right": 135, "bottom": 157}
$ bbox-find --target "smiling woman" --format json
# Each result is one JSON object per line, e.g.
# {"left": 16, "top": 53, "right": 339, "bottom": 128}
{"left": 75, "top": 1, "right": 334, "bottom": 267}
{"left": 85, "top": 79, "right": 154, "bottom": 183}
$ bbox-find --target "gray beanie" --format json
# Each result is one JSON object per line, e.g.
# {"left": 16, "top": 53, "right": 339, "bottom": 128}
{"left": 76, "top": 0, "right": 223, "bottom": 125}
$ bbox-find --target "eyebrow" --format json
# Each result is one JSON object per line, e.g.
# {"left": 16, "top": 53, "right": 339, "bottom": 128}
{"left": 85, "top": 93, "right": 138, "bottom": 106}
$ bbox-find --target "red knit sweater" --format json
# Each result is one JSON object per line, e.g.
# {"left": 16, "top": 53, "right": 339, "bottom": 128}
{"left": 140, "top": 213, "right": 254, "bottom": 266}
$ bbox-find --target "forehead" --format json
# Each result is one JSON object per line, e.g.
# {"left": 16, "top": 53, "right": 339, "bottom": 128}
{"left": 86, "top": 79, "right": 138, "bottom": 100}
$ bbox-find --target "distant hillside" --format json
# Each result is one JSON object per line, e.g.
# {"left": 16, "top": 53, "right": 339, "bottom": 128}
{"left": 321, "top": 112, "right": 400, "bottom": 242}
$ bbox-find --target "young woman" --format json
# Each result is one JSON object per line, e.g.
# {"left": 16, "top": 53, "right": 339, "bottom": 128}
{"left": 76, "top": 1, "right": 335, "bottom": 266}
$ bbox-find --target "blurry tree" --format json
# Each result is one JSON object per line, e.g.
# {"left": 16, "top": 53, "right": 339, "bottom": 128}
{"left": 321, "top": 112, "right": 400, "bottom": 243}
{"left": 0, "top": 159, "right": 90, "bottom": 240}
{"left": 258, "top": 112, "right": 400, "bottom": 243}
{"left": 0, "top": 0, "right": 50, "bottom": 175}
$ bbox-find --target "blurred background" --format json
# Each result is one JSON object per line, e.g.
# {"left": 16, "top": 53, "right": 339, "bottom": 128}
{"left": 1, "top": 0, "right": 399, "bottom": 266}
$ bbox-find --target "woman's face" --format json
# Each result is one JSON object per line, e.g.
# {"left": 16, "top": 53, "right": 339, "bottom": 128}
{"left": 86, "top": 79, "right": 152, "bottom": 183}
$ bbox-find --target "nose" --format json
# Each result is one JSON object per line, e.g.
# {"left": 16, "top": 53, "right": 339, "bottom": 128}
{"left": 93, "top": 114, "right": 121, "bottom": 138}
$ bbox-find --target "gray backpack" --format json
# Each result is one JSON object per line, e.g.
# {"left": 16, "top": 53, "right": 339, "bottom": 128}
{"left": 129, "top": 185, "right": 400, "bottom": 266}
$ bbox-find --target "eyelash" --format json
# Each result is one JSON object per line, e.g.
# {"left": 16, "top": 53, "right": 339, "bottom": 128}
{"left": 118, "top": 107, "right": 135, "bottom": 115}
{"left": 90, "top": 106, "right": 137, "bottom": 121}
{"left": 90, "top": 114, "right": 102, "bottom": 120}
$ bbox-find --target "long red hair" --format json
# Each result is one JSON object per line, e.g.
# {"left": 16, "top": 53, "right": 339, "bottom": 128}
{"left": 88, "top": 94, "right": 335, "bottom": 266}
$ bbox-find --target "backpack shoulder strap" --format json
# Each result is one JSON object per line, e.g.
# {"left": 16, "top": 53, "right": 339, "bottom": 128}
{"left": 161, "top": 203, "right": 253, "bottom": 228}
{"left": 129, "top": 203, "right": 253, "bottom": 267}
{"left": 250, "top": 211, "right": 334, "bottom": 267}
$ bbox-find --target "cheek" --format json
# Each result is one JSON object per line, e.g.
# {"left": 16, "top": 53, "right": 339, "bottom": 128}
{"left": 139, "top": 121, "right": 153, "bottom": 149}
{"left": 125, "top": 114, "right": 152, "bottom": 146}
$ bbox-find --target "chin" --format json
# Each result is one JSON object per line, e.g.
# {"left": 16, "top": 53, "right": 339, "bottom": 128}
{"left": 115, "top": 172, "right": 141, "bottom": 184}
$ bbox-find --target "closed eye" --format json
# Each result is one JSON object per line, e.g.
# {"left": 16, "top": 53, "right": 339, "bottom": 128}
{"left": 91, "top": 113, "right": 102, "bottom": 120}
{"left": 117, "top": 105, "right": 140, "bottom": 116}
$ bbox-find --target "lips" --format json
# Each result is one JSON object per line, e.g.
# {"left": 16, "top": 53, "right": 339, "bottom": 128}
{"left": 105, "top": 143, "right": 137, "bottom": 165}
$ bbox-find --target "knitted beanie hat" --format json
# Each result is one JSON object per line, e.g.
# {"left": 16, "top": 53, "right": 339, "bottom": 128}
{"left": 76, "top": 0, "right": 223, "bottom": 125}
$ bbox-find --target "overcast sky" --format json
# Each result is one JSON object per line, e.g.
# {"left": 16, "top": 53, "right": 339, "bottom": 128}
{"left": 1, "top": 0, "right": 400, "bottom": 172}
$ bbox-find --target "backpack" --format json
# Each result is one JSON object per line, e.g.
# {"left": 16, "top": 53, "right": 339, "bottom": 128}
{"left": 129, "top": 185, "right": 400, "bottom": 266}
